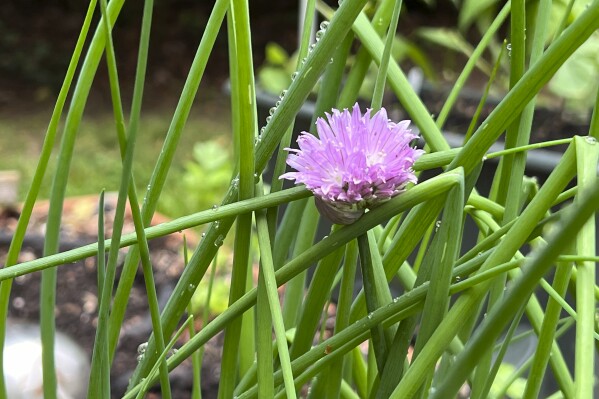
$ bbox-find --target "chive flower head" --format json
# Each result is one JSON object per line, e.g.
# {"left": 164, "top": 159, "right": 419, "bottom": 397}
{"left": 280, "top": 103, "right": 423, "bottom": 224}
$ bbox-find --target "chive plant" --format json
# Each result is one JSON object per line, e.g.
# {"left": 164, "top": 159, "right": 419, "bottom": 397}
{"left": 2, "top": 0, "right": 599, "bottom": 398}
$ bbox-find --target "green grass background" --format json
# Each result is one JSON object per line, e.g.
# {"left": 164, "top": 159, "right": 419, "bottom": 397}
{"left": 0, "top": 91, "right": 231, "bottom": 217}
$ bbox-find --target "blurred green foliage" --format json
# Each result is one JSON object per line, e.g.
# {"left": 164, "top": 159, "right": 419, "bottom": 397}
{"left": 419, "top": 0, "right": 598, "bottom": 115}
{"left": 257, "top": 38, "right": 435, "bottom": 98}
{"left": 257, "top": 42, "right": 298, "bottom": 95}
{"left": 549, "top": 33, "right": 599, "bottom": 114}
{"left": 159, "top": 139, "right": 234, "bottom": 218}
{"left": 489, "top": 363, "right": 528, "bottom": 399}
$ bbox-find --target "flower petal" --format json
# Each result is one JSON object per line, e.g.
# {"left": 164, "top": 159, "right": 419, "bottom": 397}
{"left": 280, "top": 103, "right": 423, "bottom": 224}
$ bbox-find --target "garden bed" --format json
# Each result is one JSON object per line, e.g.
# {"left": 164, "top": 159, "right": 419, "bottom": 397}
{"left": 0, "top": 195, "right": 224, "bottom": 398}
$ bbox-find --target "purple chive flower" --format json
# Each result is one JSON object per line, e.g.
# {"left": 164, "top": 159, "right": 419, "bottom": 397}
{"left": 280, "top": 103, "right": 424, "bottom": 225}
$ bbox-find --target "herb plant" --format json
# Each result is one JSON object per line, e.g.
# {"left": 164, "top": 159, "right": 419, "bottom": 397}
{"left": 1, "top": 0, "right": 598, "bottom": 398}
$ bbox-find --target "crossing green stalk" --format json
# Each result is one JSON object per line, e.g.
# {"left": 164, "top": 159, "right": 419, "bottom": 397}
{"left": 130, "top": 0, "right": 371, "bottom": 387}
{"left": 429, "top": 150, "right": 599, "bottom": 399}
{"left": 0, "top": 7, "right": 98, "bottom": 394}
{"left": 121, "top": 171, "right": 463, "bottom": 398}
{"left": 394, "top": 143, "right": 578, "bottom": 397}
{"left": 111, "top": 0, "right": 230, "bottom": 370}
{"left": 218, "top": 1, "right": 257, "bottom": 396}
{"left": 370, "top": 0, "right": 402, "bottom": 111}
{"left": 256, "top": 190, "right": 297, "bottom": 398}
{"left": 573, "top": 136, "right": 598, "bottom": 398}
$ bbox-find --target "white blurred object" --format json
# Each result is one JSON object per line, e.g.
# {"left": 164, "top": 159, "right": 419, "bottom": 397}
{"left": 4, "top": 322, "right": 89, "bottom": 399}
{"left": 407, "top": 67, "right": 424, "bottom": 96}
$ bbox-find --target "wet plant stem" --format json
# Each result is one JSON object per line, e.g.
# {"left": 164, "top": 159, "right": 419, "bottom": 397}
{"left": 357, "top": 232, "right": 387, "bottom": 376}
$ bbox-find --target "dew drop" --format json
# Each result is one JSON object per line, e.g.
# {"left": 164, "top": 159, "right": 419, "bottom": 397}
{"left": 319, "top": 21, "right": 329, "bottom": 30}
{"left": 137, "top": 342, "right": 148, "bottom": 355}
{"left": 316, "top": 30, "right": 324, "bottom": 40}
{"left": 393, "top": 297, "right": 399, "bottom": 303}
{"left": 201, "top": 233, "right": 206, "bottom": 238}
{"left": 291, "top": 72, "right": 298, "bottom": 80}
{"left": 309, "top": 44, "right": 316, "bottom": 51}
{"left": 212, "top": 205, "right": 219, "bottom": 211}
{"left": 275, "top": 100, "right": 281, "bottom": 107}
{"left": 455, "top": 276, "right": 461, "bottom": 282}
{"left": 269, "top": 107, "right": 276, "bottom": 115}
{"left": 266, "top": 116, "right": 272, "bottom": 124}
{"left": 188, "top": 283, "right": 196, "bottom": 292}
{"left": 585, "top": 136, "right": 597, "bottom": 144}
{"left": 367, "top": 312, "right": 373, "bottom": 319}
{"left": 214, "top": 234, "right": 225, "bottom": 247}
{"left": 280, "top": 89, "right": 288, "bottom": 98}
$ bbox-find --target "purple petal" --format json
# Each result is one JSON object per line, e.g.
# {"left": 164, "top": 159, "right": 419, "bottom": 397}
{"left": 279, "top": 103, "right": 423, "bottom": 223}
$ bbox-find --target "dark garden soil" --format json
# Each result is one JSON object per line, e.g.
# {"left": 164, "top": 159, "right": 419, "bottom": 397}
{"left": 0, "top": 193, "right": 346, "bottom": 398}
{"left": 0, "top": 195, "right": 223, "bottom": 398}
